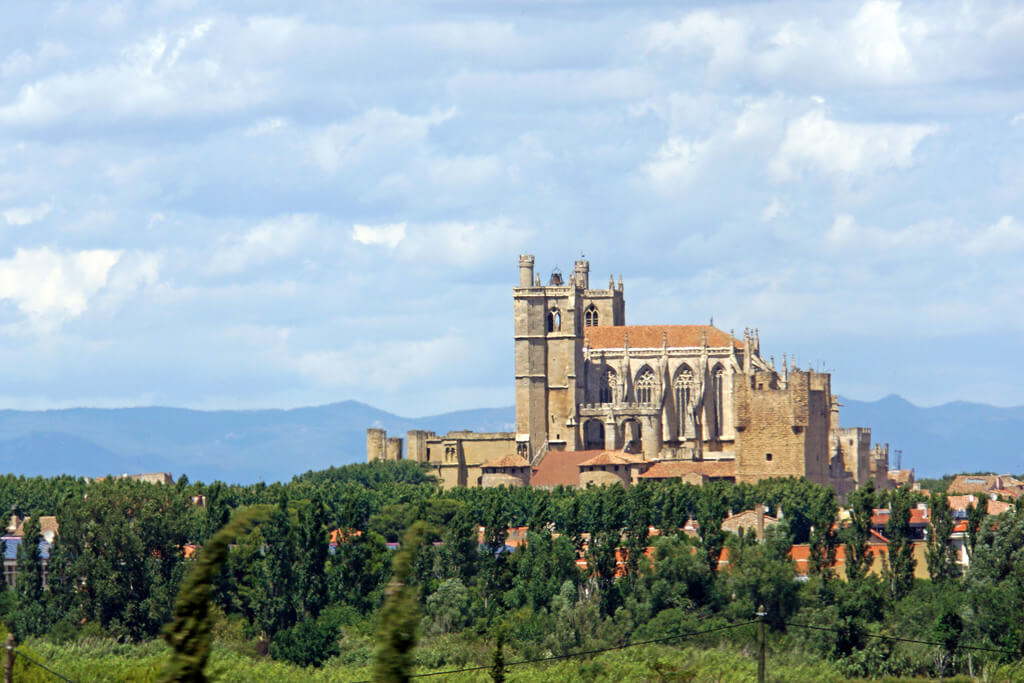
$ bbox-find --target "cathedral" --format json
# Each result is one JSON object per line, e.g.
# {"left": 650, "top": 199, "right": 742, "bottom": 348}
{"left": 367, "top": 254, "right": 890, "bottom": 498}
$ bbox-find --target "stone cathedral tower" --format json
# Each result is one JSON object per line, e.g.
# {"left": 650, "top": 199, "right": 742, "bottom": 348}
{"left": 513, "top": 255, "right": 624, "bottom": 460}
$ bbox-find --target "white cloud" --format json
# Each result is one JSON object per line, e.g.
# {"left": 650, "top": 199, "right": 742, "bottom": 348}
{"left": 2, "top": 202, "right": 52, "bottom": 226}
{"left": 642, "top": 137, "right": 707, "bottom": 193}
{"left": 823, "top": 214, "right": 1024, "bottom": 256}
{"left": 352, "top": 223, "right": 406, "bottom": 249}
{"left": 244, "top": 117, "right": 287, "bottom": 137}
{"left": 0, "top": 247, "right": 121, "bottom": 322}
{"left": 846, "top": 1, "right": 918, "bottom": 82}
{"left": 772, "top": 109, "right": 940, "bottom": 181}
{"left": 761, "top": 198, "right": 786, "bottom": 222}
{"left": 0, "top": 21, "right": 267, "bottom": 126}
{"left": 294, "top": 336, "right": 469, "bottom": 392}
{"left": 646, "top": 11, "right": 748, "bottom": 75}
{"left": 1012, "top": 113, "right": 1024, "bottom": 126}
{"left": 1, "top": 42, "right": 70, "bottom": 78}
{"left": 963, "top": 216, "right": 1024, "bottom": 255}
{"left": 398, "top": 219, "right": 531, "bottom": 267}
{"left": 209, "top": 214, "right": 317, "bottom": 275}
{"left": 309, "top": 107, "right": 456, "bottom": 174}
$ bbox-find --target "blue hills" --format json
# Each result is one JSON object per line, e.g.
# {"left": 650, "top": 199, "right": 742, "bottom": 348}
{"left": 0, "top": 395, "right": 1019, "bottom": 483}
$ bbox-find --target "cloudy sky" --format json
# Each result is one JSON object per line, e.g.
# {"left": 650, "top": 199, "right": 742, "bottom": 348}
{"left": 1, "top": 1, "right": 1022, "bottom": 415}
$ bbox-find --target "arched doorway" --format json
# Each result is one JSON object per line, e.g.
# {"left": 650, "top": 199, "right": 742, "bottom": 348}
{"left": 583, "top": 419, "right": 605, "bottom": 449}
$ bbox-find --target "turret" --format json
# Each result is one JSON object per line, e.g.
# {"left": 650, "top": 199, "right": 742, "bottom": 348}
{"left": 519, "top": 254, "right": 535, "bottom": 287}
{"left": 573, "top": 259, "right": 590, "bottom": 289}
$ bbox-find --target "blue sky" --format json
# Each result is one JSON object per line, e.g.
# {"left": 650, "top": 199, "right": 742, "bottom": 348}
{"left": 1, "top": 1, "right": 1022, "bottom": 414}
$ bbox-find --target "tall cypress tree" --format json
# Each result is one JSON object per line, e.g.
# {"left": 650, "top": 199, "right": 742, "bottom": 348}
{"left": 844, "top": 481, "right": 875, "bottom": 583}
{"left": 295, "top": 493, "right": 329, "bottom": 619}
{"left": 884, "top": 487, "right": 916, "bottom": 599}
{"left": 926, "top": 491, "right": 957, "bottom": 581}
{"left": 374, "top": 521, "right": 429, "bottom": 683}
{"left": 253, "top": 492, "right": 298, "bottom": 641}
{"left": 14, "top": 515, "right": 48, "bottom": 637}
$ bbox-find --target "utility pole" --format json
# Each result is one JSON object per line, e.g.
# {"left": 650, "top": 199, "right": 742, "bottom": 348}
{"left": 4, "top": 632, "right": 13, "bottom": 683}
{"left": 756, "top": 604, "right": 767, "bottom": 683}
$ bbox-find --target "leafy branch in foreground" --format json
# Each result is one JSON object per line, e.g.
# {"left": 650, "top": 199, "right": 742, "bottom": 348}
{"left": 161, "top": 505, "right": 272, "bottom": 683}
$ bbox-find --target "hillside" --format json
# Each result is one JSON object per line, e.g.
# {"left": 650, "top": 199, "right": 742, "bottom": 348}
{"left": 0, "top": 395, "right": 1020, "bottom": 483}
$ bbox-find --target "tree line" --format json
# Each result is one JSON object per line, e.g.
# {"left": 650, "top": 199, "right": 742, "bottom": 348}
{"left": 0, "top": 462, "right": 1022, "bottom": 678}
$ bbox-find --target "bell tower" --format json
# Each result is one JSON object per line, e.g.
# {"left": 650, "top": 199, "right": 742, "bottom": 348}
{"left": 514, "top": 254, "right": 624, "bottom": 459}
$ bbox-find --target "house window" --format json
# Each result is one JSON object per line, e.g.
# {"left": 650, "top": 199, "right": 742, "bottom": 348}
{"left": 584, "top": 304, "right": 599, "bottom": 327}
{"left": 635, "top": 368, "right": 656, "bottom": 404}
{"left": 766, "top": 453, "right": 773, "bottom": 461}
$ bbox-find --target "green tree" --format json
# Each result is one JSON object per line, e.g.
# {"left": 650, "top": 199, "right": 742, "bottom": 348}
{"left": 696, "top": 482, "right": 729, "bottom": 575}
{"left": 374, "top": 521, "right": 429, "bottom": 682}
{"left": 295, "top": 494, "right": 329, "bottom": 618}
{"left": 252, "top": 493, "right": 298, "bottom": 641}
{"left": 884, "top": 487, "right": 916, "bottom": 600}
{"left": 925, "top": 491, "right": 958, "bottom": 581}
{"left": 724, "top": 523, "right": 798, "bottom": 630}
{"left": 843, "top": 481, "right": 875, "bottom": 583}
{"left": 807, "top": 486, "right": 839, "bottom": 580}
{"left": 424, "top": 578, "right": 469, "bottom": 635}
{"left": 161, "top": 505, "right": 269, "bottom": 683}
{"left": 328, "top": 530, "right": 389, "bottom": 613}
{"left": 965, "top": 498, "right": 986, "bottom": 560}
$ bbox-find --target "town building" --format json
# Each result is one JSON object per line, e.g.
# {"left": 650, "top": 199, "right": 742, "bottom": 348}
{"left": 367, "top": 254, "right": 891, "bottom": 495}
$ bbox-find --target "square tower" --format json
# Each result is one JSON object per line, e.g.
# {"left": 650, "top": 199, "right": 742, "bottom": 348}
{"left": 513, "top": 254, "right": 625, "bottom": 459}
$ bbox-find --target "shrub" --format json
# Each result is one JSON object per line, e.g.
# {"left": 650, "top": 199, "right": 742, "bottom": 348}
{"left": 268, "top": 617, "right": 340, "bottom": 668}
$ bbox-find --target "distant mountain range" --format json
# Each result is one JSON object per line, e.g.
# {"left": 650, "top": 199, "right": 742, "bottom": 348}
{"left": 0, "top": 395, "right": 1019, "bottom": 483}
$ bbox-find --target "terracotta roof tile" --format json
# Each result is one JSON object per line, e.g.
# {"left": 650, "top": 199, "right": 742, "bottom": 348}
{"left": 638, "top": 460, "right": 736, "bottom": 479}
{"left": 578, "top": 451, "right": 643, "bottom": 467}
{"left": 584, "top": 325, "right": 743, "bottom": 350}
{"left": 887, "top": 469, "right": 914, "bottom": 485}
{"left": 481, "top": 455, "right": 531, "bottom": 469}
{"left": 531, "top": 450, "right": 600, "bottom": 488}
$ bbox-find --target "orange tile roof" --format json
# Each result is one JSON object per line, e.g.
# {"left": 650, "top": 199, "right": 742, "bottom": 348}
{"left": 987, "top": 499, "right": 1013, "bottom": 515}
{"left": 638, "top": 459, "right": 736, "bottom": 479}
{"left": 947, "top": 495, "right": 977, "bottom": 511}
{"left": 481, "top": 454, "right": 531, "bottom": 469}
{"left": 887, "top": 469, "right": 914, "bottom": 485}
{"left": 578, "top": 451, "right": 643, "bottom": 467}
{"left": 949, "top": 474, "right": 1001, "bottom": 495}
{"left": 531, "top": 450, "right": 600, "bottom": 488}
{"left": 584, "top": 325, "right": 743, "bottom": 350}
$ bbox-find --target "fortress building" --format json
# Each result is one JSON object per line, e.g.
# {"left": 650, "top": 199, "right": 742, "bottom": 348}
{"left": 367, "top": 254, "right": 890, "bottom": 496}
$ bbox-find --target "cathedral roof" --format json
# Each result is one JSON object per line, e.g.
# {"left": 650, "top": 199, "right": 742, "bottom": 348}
{"left": 584, "top": 325, "right": 744, "bottom": 350}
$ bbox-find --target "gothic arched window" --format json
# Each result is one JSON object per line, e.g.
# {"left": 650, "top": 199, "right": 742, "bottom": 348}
{"left": 599, "top": 368, "right": 617, "bottom": 404}
{"left": 712, "top": 365, "right": 725, "bottom": 432}
{"left": 547, "top": 307, "right": 561, "bottom": 332}
{"left": 674, "top": 365, "right": 694, "bottom": 435}
{"left": 584, "top": 304, "right": 599, "bottom": 327}
{"left": 635, "top": 367, "right": 656, "bottom": 405}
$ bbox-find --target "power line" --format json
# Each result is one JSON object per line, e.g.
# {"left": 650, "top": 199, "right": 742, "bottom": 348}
{"left": 14, "top": 649, "right": 75, "bottom": 682}
{"left": 352, "top": 619, "right": 755, "bottom": 682}
{"left": 785, "top": 621, "right": 1019, "bottom": 657}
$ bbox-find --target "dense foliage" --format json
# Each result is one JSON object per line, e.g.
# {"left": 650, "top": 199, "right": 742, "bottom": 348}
{"left": 0, "top": 461, "right": 1022, "bottom": 679}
